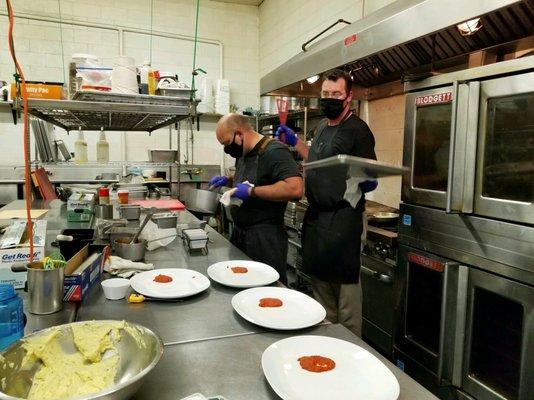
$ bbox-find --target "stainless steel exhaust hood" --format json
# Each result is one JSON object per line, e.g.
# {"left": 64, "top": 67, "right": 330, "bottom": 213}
{"left": 260, "top": 0, "right": 533, "bottom": 95}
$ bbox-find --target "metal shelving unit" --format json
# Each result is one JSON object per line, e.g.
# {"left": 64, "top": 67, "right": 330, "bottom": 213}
{"left": 37, "top": 161, "right": 177, "bottom": 168}
{"left": 25, "top": 98, "right": 196, "bottom": 132}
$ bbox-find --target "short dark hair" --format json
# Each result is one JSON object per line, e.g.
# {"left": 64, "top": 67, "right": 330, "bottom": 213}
{"left": 323, "top": 69, "right": 352, "bottom": 93}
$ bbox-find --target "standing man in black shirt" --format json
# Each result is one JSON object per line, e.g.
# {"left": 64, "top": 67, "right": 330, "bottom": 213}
{"left": 276, "top": 70, "right": 377, "bottom": 335}
{"left": 209, "top": 114, "right": 303, "bottom": 285}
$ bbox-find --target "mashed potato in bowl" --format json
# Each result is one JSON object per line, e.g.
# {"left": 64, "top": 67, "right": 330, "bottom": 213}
{"left": 0, "top": 321, "right": 162, "bottom": 400}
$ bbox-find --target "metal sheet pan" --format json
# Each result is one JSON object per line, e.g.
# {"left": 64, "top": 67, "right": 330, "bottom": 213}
{"left": 303, "top": 155, "right": 408, "bottom": 178}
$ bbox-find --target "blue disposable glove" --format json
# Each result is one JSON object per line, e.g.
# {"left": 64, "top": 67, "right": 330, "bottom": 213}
{"left": 208, "top": 175, "right": 229, "bottom": 188}
{"left": 360, "top": 179, "right": 378, "bottom": 194}
{"left": 275, "top": 125, "right": 298, "bottom": 147}
{"left": 233, "top": 182, "right": 253, "bottom": 201}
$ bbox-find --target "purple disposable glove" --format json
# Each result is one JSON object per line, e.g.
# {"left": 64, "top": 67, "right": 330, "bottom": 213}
{"left": 208, "top": 175, "right": 229, "bottom": 188}
{"left": 233, "top": 182, "right": 253, "bottom": 201}
{"left": 275, "top": 125, "right": 298, "bottom": 147}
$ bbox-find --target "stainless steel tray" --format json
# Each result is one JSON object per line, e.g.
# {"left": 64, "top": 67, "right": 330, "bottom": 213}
{"left": 303, "top": 155, "right": 408, "bottom": 178}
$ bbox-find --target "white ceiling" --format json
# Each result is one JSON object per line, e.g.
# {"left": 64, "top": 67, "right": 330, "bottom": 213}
{"left": 210, "top": 0, "right": 263, "bottom": 6}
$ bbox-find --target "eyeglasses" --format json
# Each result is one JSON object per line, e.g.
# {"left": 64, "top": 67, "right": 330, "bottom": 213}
{"left": 321, "top": 91, "right": 346, "bottom": 99}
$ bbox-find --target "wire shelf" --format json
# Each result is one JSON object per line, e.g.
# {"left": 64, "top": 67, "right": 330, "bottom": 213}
{"left": 24, "top": 96, "right": 197, "bottom": 132}
{"left": 37, "top": 161, "right": 178, "bottom": 168}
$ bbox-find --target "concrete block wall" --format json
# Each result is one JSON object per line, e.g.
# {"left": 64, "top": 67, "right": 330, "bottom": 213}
{"left": 0, "top": 0, "right": 259, "bottom": 170}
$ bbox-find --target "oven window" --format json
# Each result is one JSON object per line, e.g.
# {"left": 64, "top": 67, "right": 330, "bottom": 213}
{"left": 405, "top": 262, "right": 443, "bottom": 354}
{"left": 469, "top": 287, "right": 523, "bottom": 400}
{"left": 413, "top": 104, "right": 452, "bottom": 192}
{"left": 483, "top": 93, "right": 534, "bottom": 203}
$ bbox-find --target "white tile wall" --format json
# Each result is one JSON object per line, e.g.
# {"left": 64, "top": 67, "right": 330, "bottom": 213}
{"left": 258, "top": 0, "right": 399, "bottom": 77}
{"left": 0, "top": 0, "right": 259, "bottom": 169}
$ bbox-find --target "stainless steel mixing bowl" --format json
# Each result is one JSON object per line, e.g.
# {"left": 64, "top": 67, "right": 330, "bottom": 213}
{"left": 0, "top": 320, "right": 163, "bottom": 400}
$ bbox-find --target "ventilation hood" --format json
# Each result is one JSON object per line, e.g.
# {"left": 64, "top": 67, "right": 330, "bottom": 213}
{"left": 260, "top": 0, "right": 534, "bottom": 96}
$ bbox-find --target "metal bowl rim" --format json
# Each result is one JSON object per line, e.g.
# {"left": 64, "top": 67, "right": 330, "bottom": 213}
{"left": 0, "top": 320, "right": 164, "bottom": 400}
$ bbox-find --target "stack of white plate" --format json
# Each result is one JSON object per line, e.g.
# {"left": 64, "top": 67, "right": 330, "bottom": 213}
{"left": 214, "top": 79, "right": 230, "bottom": 115}
{"left": 196, "top": 76, "right": 214, "bottom": 114}
{"left": 130, "top": 268, "right": 210, "bottom": 299}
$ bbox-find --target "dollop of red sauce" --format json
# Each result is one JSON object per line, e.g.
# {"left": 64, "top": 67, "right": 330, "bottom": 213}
{"left": 231, "top": 266, "right": 248, "bottom": 274}
{"left": 259, "top": 298, "right": 283, "bottom": 307}
{"left": 298, "top": 355, "right": 336, "bottom": 373}
{"left": 153, "top": 274, "right": 173, "bottom": 283}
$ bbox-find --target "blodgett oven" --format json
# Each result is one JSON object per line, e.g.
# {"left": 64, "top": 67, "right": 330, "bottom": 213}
{"left": 396, "top": 57, "right": 534, "bottom": 400}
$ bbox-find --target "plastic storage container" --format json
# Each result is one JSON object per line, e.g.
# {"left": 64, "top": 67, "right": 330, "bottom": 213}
{"left": 0, "top": 284, "right": 24, "bottom": 350}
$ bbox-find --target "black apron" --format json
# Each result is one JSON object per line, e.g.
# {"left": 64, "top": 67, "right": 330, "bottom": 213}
{"left": 302, "top": 114, "right": 363, "bottom": 284}
{"left": 230, "top": 138, "right": 288, "bottom": 285}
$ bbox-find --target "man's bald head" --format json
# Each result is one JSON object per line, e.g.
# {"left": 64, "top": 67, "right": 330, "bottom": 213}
{"left": 216, "top": 113, "right": 254, "bottom": 146}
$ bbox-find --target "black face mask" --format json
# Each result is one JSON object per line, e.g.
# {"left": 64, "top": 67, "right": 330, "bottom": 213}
{"left": 224, "top": 132, "right": 243, "bottom": 158}
{"left": 320, "top": 97, "right": 347, "bottom": 120}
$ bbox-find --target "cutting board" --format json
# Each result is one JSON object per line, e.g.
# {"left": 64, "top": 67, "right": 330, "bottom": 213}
{"left": 130, "top": 199, "right": 186, "bottom": 210}
{"left": 0, "top": 209, "right": 49, "bottom": 220}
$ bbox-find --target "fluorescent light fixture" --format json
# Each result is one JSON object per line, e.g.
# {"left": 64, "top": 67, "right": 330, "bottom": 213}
{"left": 306, "top": 75, "right": 320, "bottom": 84}
{"left": 457, "top": 18, "right": 482, "bottom": 36}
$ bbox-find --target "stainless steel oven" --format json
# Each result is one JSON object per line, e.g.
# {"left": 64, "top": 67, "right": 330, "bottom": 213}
{"left": 395, "top": 245, "right": 461, "bottom": 389}
{"left": 396, "top": 202, "right": 534, "bottom": 400}
{"left": 460, "top": 267, "right": 534, "bottom": 400}
{"left": 402, "top": 58, "right": 534, "bottom": 225}
{"left": 474, "top": 72, "right": 534, "bottom": 224}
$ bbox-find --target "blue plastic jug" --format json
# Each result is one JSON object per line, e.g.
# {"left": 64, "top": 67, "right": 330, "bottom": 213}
{"left": 0, "top": 283, "right": 24, "bottom": 350}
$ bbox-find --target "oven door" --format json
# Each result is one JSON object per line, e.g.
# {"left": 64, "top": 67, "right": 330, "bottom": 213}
{"left": 396, "top": 245, "right": 461, "bottom": 384}
{"left": 462, "top": 268, "right": 534, "bottom": 400}
{"left": 402, "top": 83, "right": 475, "bottom": 212}
{"left": 474, "top": 72, "right": 534, "bottom": 225}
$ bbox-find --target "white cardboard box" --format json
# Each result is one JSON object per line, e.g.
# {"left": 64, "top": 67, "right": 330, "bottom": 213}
{"left": 0, "top": 220, "right": 47, "bottom": 289}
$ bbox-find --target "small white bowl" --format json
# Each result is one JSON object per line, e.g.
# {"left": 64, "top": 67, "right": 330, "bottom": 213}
{"left": 101, "top": 278, "right": 131, "bottom": 300}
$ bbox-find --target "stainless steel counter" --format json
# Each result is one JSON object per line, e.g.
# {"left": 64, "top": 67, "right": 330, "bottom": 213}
{"left": 0, "top": 200, "right": 437, "bottom": 400}
{"left": 0, "top": 200, "right": 80, "bottom": 335}
{"left": 77, "top": 211, "right": 286, "bottom": 345}
{"left": 21, "top": 291, "right": 77, "bottom": 335}
{"left": 133, "top": 324, "right": 438, "bottom": 400}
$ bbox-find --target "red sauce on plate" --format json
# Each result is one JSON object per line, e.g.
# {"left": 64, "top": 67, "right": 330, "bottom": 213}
{"left": 298, "top": 355, "right": 336, "bottom": 373}
{"left": 153, "top": 274, "right": 173, "bottom": 283}
{"left": 231, "top": 266, "right": 248, "bottom": 274}
{"left": 259, "top": 298, "right": 283, "bottom": 307}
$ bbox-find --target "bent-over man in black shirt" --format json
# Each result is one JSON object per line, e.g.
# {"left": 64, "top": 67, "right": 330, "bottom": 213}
{"left": 209, "top": 114, "right": 303, "bottom": 284}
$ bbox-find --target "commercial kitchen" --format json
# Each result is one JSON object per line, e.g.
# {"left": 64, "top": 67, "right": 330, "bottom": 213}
{"left": 0, "top": 1, "right": 532, "bottom": 400}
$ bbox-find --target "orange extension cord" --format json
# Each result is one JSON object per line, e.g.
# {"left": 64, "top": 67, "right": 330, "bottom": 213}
{"left": 6, "top": 0, "right": 34, "bottom": 261}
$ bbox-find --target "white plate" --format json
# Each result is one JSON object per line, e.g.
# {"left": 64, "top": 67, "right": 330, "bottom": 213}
{"left": 130, "top": 268, "right": 210, "bottom": 299}
{"left": 207, "top": 260, "right": 280, "bottom": 288}
{"left": 262, "top": 335, "right": 400, "bottom": 400}
{"left": 231, "top": 287, "right": 326, "bottom": 330}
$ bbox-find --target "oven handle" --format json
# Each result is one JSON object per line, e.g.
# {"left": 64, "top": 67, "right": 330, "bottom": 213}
{"left": 361, "top": 265, "right": 393, "bottom": 284}
{"left": 446, "top": 81, "right": 459, "bottom": 214}
{"left": 437, "top": 261, "right": 459, "bottom": 382}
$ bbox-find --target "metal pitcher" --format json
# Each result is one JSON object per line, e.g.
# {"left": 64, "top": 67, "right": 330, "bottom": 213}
{"left": 12, "top": 262, "right": 64, "bottom": 315}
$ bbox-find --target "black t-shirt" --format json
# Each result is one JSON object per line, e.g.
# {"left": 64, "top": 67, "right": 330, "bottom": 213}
{"left": 233, "top": 139, "right": 300, "bottom": 227}
{"left": 305, "top": 114, "right": 377, "bottom": 210}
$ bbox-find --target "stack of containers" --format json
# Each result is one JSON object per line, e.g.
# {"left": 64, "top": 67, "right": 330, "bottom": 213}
{"left": 196, "top": 76, "right": 214, "bottom": 114}
{"left": 214, "top": 79, "right": 230, "bottom": 115}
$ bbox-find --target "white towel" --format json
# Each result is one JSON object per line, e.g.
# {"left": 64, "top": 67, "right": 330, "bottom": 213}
{"left": 219, "top": 187, "right": 237, "bottom": 207}
{"left": 104, "top": 256, "right": 154, "bottom": 278}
